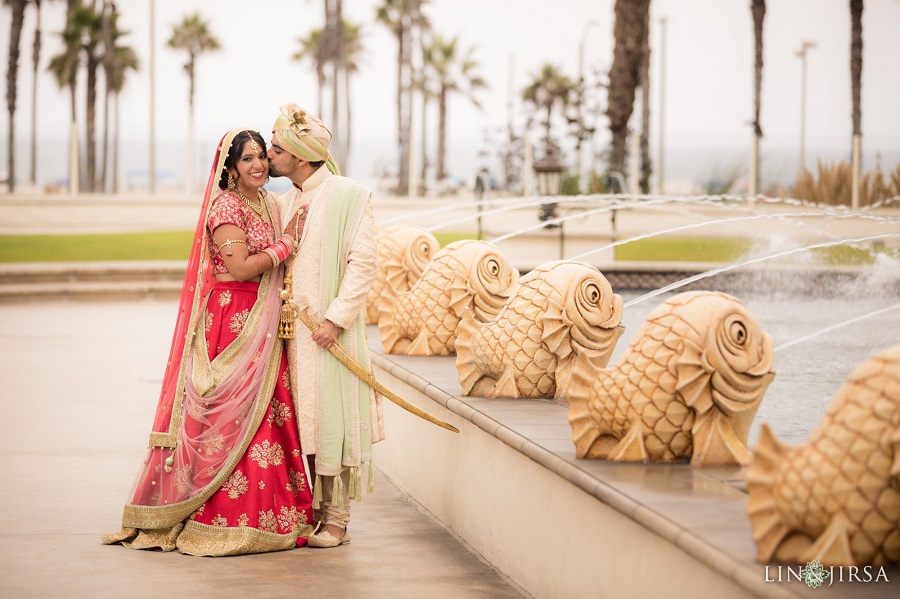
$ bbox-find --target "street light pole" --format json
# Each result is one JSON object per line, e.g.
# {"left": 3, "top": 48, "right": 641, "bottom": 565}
{"left": 577, "top": 20, "right": 600, "bottom": 188}
{"left": 796, "top": 40, "right": 816, "bottom": 176}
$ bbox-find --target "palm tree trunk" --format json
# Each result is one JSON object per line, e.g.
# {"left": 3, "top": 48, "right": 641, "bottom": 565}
{"left": 607, "top": 0, "right": 650, "bottom": 175}
{"left": 30, "top": 0, "right": 42, "bottom": 187}
{"left": 6, "top": 0, "right": 27, "bottom": 192}
{"left": 101, "top": 79, "right": 110, "bottom": 192}
{"left": 344, "top": 62, "right": 352, "bottom": 173}
{"left": 398, "top": 20, "right": 411, "bottom": 194}
{"left": 639, "top": 7, "right": 652, "bottom": 194}
{"left": 437, "top": 87, "right": 447, "bottom": 181}
{"left": 850, "top": 0, "right": 863, "bottom": 209}
{"left": 420, "top": 93, "right": 428, "bottom": 194}
{"left": 86, "top": 54, "right": 99, "bottom": 192}
{"left": 750, "top": 0, "right": 765, "bottom": 197}
{"left": 113, "top": 91, "right": 120, "bottom": 193}
{"left": 187, "top": 56, "right": 195, "bottom": 194}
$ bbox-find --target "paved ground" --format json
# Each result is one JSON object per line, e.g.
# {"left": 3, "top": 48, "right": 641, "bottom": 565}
{"left": 0, "top": 298, "right": 525, "bottom": 599}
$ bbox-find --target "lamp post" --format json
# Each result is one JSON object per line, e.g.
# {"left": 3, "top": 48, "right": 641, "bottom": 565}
{"left": 796, "top": 40, "right": 816, "bottom": 176}
{"left": 534, "top": 148, "right": 566, "bottom": 257}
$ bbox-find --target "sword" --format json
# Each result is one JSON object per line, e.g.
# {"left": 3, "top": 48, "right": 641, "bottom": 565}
{"left": 294, "top": 308, "right": 460, "bottom": 434}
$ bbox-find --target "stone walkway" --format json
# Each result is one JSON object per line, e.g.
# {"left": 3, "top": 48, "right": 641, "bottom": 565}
{"left": 0, "top": 298, "right": 524, "bottom": 599}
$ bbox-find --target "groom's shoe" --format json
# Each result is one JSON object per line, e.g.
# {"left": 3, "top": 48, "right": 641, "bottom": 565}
{"left": 308, "top": 527, "right": 350, "bottom": 548}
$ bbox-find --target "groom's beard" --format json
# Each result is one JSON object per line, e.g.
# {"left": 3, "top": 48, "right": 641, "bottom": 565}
{"left": 268, "top": 163, "right": 283, "bottom": 177}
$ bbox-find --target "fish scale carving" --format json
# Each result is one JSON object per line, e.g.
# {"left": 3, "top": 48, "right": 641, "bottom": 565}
{"left": 365, "top": 225, "right": 439, "bottom": 325}
{"left": 747, "top": 344, "right": 900, "bottom": 567}
{"left": 456, "top": 261, "right": 624, "bottom": 399}
{"left": 567, "top": 291, "right": 775, "bottom": 466}
{"left": 378, "top": 240, "right": 518, "bottom": 356}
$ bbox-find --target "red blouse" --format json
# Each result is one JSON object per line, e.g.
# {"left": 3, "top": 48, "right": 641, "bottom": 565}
{"left": 207, "top": 192, "right": 276, "bottom": 275}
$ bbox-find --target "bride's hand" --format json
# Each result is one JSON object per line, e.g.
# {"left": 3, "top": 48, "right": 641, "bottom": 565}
{"left": 285, "top": 207, "right": 307, "bottom": 244}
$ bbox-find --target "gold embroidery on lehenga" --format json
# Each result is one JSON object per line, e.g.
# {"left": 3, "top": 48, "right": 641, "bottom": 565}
{"left": 277, "top": 505, "right": 303, "bottom": 533}
{"left": 258, "top": 480, "right": 266, "bottom": 490}
{"left": 249, "top": 440, "right": 284, "bottom": 469}
{"left": 266, "top": 399, "right": 292, "bottom": 427}
{"left": 281, "top": 370, "right": 291, "bottom": 391}
{"left": 258, "top": 509, "right": 277, "bottom": 533}
{"left": 218, "top": 290, "right": 232, "bottom": 307}
{"left": 287, "top": 468, "right": 307, "bottom": 496}
{"left": 205, "top": 310, "right": 214, "bottom": 333}
{"left": 211, "top": 514, "right": 228, "bottom": 527}
{"left": 229, "top": 309, "right": 251, "bottom": 334}
{"left": 190, "top": 505, "right": 206, "bottom": 520}
{"left": 221, "top": 469, "right": 249, "bottom": 499}
{"left": 174, "top": 519, "right": 308, "bottom": 557}
{"left": 238, "top": 513, "right": 249, "bottom": 526}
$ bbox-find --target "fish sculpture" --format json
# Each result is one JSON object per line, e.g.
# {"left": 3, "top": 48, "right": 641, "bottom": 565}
{"left": 455, "top": 261, "right": 625, "bottom": 399}
{"left": 746, "top": 344, "right": 900, "bottom": 567}
{"left": 567, "top": 291, "right": 775, "bottom": 466}
{"left": 378, "top": 240, "right": 518, "bottom": 356}
{"left": 365, "top": 225, "right": 440, "bottom": 324}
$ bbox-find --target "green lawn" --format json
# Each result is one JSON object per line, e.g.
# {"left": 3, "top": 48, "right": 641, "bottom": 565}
{"left": 0, "top": 231, "right": 195, "bottom": 262}
{"left": 0, "top": 231, "right": 888, "bottom": 265}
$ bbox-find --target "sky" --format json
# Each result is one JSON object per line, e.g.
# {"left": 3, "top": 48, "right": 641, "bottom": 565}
{"left": 2, "top": 0, "right": 900, "bottom": 193}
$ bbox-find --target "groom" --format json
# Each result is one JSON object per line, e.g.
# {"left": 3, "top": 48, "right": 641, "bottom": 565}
{"left": 268, "top": 104, "right": 384, "bottom": 548}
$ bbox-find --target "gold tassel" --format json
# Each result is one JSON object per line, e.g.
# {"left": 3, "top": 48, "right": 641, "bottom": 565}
{"left": 312, "top": 474, "right": 322, "bottom": 509}
{"left": 279, "top": 272, "right": 299, "bottom": 339}
{"left": 349, "top": 467, "right": 362, "bottom": 502}
{"left": 367, "top": 460, "right": 375, "bottom": 494}
{"left": 333, "top": 475, "right": 345, "bottom": 508}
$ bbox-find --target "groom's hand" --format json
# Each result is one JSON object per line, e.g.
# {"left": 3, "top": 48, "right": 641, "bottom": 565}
{"left": 312, "top": 319, "right": 342, "bottom": 350}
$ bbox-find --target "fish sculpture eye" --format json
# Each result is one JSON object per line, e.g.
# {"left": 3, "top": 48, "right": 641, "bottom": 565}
{"left": 419, "top": 241, "right": 432, "bottom": 256}
{"left": 585, "top": 282, "right": 601, "bottom": 304}
{"left": 728, "top": 320, "right": 748, "bottom": 346}
{"left": 486, "top": 258, "right": 500, "bottom": 276}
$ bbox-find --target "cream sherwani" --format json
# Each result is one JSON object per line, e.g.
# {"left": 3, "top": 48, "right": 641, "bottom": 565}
{"left": 277, "top": 166, "right": 384, "bottom": 479}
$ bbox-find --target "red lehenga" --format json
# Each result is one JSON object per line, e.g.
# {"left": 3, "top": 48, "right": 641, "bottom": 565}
{"left": 103, "top": 129, "right": 313, "bottom": 556}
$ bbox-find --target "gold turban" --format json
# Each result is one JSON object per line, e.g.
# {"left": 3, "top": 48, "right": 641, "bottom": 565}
{"left": 271, "top": 104, "right": 341, "bottom": 175}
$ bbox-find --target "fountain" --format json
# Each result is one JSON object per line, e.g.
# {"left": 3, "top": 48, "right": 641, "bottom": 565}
{"left": 364, "top": 195, "right": 900, "bottom": 597}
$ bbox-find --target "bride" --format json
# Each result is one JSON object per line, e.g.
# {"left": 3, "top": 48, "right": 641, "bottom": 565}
{"left": 103, "top": 128, "right": 313, "bottom": 556}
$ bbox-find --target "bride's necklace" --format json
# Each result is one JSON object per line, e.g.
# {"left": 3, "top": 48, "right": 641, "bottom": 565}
{"left": 237, "top": 188, "right": 266, "bottom": 218}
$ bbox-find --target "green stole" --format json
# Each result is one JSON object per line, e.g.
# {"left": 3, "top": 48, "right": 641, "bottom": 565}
{"left": 315, "top": 177, "right": 374, "bottom": 506}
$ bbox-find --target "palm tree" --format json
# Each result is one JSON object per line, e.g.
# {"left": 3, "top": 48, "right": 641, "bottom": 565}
{"left": 750, "top": 0, "right": 765, "bottom": 197}
{"left": 167, "top": 13, "right": 220, "bottom": 193}
{"left": 849, "top": 0, "right": 862, "bottom": 210}
{"left": 341, "top": 20, "right": 364, "bottom": 169}
{"left": 28, "top": 0, "right": 43, "bottom": 187}
{"left": 52, "top": 3, "right": 102, "bottom": 192}
{"left": 4, "top": 0, "right": 27, "bottom": 191}
{"left": 522, "top": 63, "right": 576, "bottom": 148}
{"left": 638, "top": 6, "right": 652, "bottom": 194}
{"left": 293, "top": 28, "right": 327, "bottom": 115}
{"left": 376, "top": 0, "right": 429, "bottom": 194}
{"left": 101, "top": 1, "right": 137, "bottom": 193}
{"left": 606, "top": 0, "right": 651, "bottom": 176}
{"left": 423, "top": 35, "right": 486, "bottom": 181}
{"left": 62, "top": 3, "right": 104, "bottom": 192}
{"left": 47, "top": 0, "right": 79, "bottom": 193}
